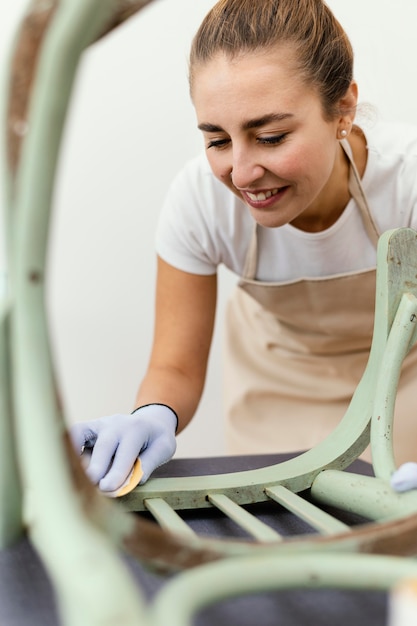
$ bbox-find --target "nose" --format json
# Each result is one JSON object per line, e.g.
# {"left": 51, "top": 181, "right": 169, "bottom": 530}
{"left": 229, "top": 146, "right": 265, "bottom": 189}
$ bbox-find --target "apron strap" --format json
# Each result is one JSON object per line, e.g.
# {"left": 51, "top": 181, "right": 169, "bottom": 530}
{"left": 341, "top": 138, "right": 380, "bottom": 247}
{"left": 242, "top": 221, "right": 258, "bottom": 279}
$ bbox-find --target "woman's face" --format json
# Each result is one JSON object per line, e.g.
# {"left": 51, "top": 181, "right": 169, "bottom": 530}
{"left": 192, "top": 47, "right": 352, "bottom": 230}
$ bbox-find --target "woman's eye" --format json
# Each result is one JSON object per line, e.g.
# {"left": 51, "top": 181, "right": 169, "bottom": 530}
{"left": 206, "top": 138, "right": 230, "bottom": 150}
{"left": 258, "top": 133, "right": 288, "bottom": 145}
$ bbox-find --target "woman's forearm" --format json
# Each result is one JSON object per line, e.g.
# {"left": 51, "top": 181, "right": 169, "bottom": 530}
{"left": 134, "top": 363, "right": 205, "bottom": 433}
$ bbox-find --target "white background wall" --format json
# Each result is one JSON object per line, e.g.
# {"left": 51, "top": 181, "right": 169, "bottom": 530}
{"left": 1, "top": 0, "right": 417, "bottom": 458}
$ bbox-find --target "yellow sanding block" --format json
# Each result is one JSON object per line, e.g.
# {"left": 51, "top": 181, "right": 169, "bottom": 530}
{"left": 81, "top": 449, "right": 143, "bottom": 497}
{"left": 106, "top": 458, "right": 143, "bottom": 498}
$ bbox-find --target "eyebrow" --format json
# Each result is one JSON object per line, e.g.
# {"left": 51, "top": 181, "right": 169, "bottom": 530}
{"left": 198, "top": 112, "right": 294, "bottom": 133}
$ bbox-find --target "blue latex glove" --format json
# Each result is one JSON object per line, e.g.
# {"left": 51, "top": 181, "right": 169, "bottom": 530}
{"left": 390, "top": 462, "right": 417, "bottom": 492}
{"left": 70, "top": 403, "right": 178, "bottom": 492}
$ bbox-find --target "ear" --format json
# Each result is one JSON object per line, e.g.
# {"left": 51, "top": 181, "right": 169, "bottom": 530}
{"left": 338, "top": 80, "right": 358, "bottom": 126}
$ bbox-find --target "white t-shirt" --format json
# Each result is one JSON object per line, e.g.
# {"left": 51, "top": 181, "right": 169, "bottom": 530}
{"left": 156, "top": 121, "right": 417, "bottom": 282}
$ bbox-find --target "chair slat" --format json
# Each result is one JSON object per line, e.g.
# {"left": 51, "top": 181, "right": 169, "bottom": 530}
{"left": 266, "top": 485, "right": 350, "bottom": 534}
{"left": 144, "top": 498, "right": 196, "bottom": 537}
{"left": 208, "top": 493, "right": 283, "bottom": 542}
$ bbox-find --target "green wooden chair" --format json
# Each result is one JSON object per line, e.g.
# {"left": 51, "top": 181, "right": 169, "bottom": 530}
{"left": 3, "top": 2, "right": 417, "bottom": 625}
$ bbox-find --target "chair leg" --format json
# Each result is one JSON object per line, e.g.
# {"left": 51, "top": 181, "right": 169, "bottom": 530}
{"left": 7, "top": 1, "right": 155, "bottom": 624}
{"left": 0, "top": 304, "right": 23, "bottom": 547}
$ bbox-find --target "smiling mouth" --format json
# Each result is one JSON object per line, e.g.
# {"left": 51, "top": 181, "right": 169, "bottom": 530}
{"left": 245, "top": 188, "right": 282, "bottom": 202}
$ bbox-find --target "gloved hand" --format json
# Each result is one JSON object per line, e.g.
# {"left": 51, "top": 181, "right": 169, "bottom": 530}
{"left": 390, "top": 462, "right": 417, "bottom": 492}
{"left": 70, "top": 403, "right": 178, "bottom": 492}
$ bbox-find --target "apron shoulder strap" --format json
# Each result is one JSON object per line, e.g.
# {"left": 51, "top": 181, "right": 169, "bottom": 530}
{"left": 341, "top": 138, "right": 380, "bottom": 247}
{"left": 242, "top": 221, "right": 258, "bottom": 280}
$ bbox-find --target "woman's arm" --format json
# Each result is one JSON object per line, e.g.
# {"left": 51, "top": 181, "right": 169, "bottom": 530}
{"left": 70, "top": 256, "right": 218, "bottom": 490}
{"left": 135, "top": 255, "right": 218, "bottom": 432}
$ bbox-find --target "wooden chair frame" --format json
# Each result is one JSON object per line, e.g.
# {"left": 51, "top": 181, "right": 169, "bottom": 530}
{"left": 3, "top": 2, "right": 417, "bottom": 624}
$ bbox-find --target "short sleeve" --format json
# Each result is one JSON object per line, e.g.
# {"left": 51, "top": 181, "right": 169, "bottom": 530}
{"left": 155, "top": 153, "right": 252, "bottom": 276}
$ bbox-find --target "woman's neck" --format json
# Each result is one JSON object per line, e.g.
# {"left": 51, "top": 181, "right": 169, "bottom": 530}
{"left": 291, "top": 128, "right": 367, "bottom": 233}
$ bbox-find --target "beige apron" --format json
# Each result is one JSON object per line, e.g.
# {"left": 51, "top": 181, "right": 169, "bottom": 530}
{"left": 224, "top": 140, "right": 417, "bottom": 464}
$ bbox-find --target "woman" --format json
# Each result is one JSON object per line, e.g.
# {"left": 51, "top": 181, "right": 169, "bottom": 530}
{"left": 71, "top": 0, "right": 417, "bottom": 492}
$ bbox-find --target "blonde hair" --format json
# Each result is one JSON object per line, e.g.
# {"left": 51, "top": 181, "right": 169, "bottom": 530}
{"left": 189, "top": 0, "right": 354, "bottom": 119}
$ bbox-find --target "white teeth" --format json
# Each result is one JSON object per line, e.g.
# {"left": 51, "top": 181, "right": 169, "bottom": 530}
{"left": 247, "top": 188, "right": 279, "bottom": 202}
